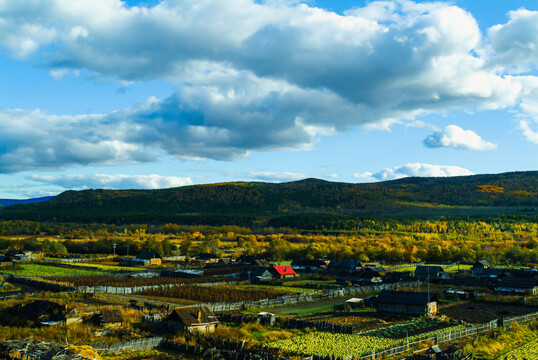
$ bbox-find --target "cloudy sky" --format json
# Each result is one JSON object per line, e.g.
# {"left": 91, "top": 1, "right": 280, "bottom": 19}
{"left": 1, "top": 0, "right": 538, "bottom": 198}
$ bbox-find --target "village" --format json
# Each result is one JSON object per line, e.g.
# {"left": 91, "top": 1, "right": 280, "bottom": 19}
{"left": 1, "top": 248, "right": 538, "bottom": 360}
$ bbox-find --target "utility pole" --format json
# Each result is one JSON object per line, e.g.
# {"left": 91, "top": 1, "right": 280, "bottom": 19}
{"left": 113, "top": 243, "right": 116, "bottom": 258}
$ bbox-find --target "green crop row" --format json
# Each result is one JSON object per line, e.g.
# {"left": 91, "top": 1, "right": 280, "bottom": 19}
{"left": 270, "top": 325, "right": 464, "bottom": 357}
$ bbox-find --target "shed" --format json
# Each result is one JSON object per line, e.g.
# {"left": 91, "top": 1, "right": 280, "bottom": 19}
{"left": 135, "top": 251, "right": 162, "bottom": 266}
{"left": 345, "top": 298, "right": 364, "bottom": 309}
{"left": 376, "top": 290, "right": 438, "bottom": 315}
{"left": 166, "top": 305, "right": 219, "bottom": 333}
{"left": 473, "top": 260, "right": 491, "bottom": 269}
{"left": 93, "top": 309, "right": 124, "bottom": 328}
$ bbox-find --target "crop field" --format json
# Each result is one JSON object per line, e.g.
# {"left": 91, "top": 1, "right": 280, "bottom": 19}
{"left": 48, "top": 275, "right": 233, "bottom": 287}
{"left": 297, "top": 309, "right": 388, "bottom": 329}
{"left": 0, "top": 263, "right": 105, "bottom": 277}
{"left": 364, "top": 319, "right": 453, "bottom": 339}
{"left": 140, "top": 284, "right": 294, "bottom": 303}
{"left": 439, "top": 302, "right": 538, "bottom": 323}
{"left": 269, "top": 325, "right": 464, "bottom": 357}
{"left": 70, "top": 262, "right": 146, "bottom": 272}
{"left": 501, "top": 338, "right": 538, "bottom": 359}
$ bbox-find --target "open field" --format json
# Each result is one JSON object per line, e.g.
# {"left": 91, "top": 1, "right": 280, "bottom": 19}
{"left": 0, "top": 263, "right": 106, "bottom": 277}
{"left": 440, "top": 302, "right": 538, "bottom": 323}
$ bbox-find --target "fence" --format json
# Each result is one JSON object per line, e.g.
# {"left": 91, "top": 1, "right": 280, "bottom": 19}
{"left": 501, "top": 310, "right": 538, "bottom": 328}
{"left": 90, "top": 337, "right": 163, "bottom": 354}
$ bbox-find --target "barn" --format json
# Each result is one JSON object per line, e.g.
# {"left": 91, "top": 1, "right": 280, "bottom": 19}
{"left": 376, "top": 290, "right": 438, "bottom": 316}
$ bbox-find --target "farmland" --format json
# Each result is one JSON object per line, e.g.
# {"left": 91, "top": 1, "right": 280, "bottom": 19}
{"left": 269, "top": 324, "right": 465, "bottom": 357}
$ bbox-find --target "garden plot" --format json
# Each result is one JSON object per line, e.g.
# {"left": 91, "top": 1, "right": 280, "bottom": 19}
{"left": 440, "top": 302, "right": 538, "bottom": 323}
{"left": 270, "top": 324, "right": 464, "bottom": 357}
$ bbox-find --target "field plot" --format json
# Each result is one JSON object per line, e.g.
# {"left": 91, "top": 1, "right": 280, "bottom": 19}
{"left": 140, "top": 284, "right": 293, "bottom": 303}
{"left": 365, "top": 319, "right": 454, "bottom": 339}
{"left": 297, "top": 309, "right": 388, "bottom": 330}
{"left": 440, "top": 302, "right": 538, "bottom": 323}
{"left": 48, "top": 275, "right": 232, "bottom": 287}
{"left": 270, "top": 325, "right": 464, "bottom": 357}
{"left": 1, "top": 263, "right": 105, "bottom": 277}
{"left": 500, "top": 338, "right": 538, "bottom": 359}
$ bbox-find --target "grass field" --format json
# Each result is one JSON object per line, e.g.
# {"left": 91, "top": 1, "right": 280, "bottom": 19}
{"left": 1, "top": 263, "right": 106, "bottom": 277}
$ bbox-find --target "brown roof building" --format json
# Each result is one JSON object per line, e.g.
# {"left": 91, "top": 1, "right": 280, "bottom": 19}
{"left": 166, "top": 305, "right": 219, "bottom": 333}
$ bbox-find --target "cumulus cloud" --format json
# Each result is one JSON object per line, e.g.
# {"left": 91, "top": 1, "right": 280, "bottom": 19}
{"left": 488, "top": 9, "right": 538, "bottom": 73}
{"left": 354, "top": 163, "right": 473, "bottom": 181}
{"left": 424, "top": 125, "right": 497, "bottom": 150}
{"left": 0, "top": 1, "right": 538, "bottom": 173}
{"left": 30, "top": 174, "right": 193, "bottom": 190}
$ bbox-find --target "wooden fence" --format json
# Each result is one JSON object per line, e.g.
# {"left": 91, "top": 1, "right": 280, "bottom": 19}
{"left": 90, "top": 336, "right": 164, "bottom": 354}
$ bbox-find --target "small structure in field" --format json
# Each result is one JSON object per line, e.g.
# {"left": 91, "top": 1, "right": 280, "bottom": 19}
{"left": 473, "top": 260, "right": 491, "bottom": 269}
{"left": 166, "top": 305, "right": 219, "bottom": 333}
{"left": 376, "top": 290, "right": 438, "bottom": 316}
{"left": 134, "top": 251, "right": 162, "bottom": 267}
{"left": 345, "top": 298, "right": 364, "bottom": 309}
{"left": 16, "top": 300, "right": 70, "bottom": 325}
{"left": 257, "top": 312, "right": 276, "bottom": 326}
{"left": 92, "top": 309, "right": 124, "bottom": 328}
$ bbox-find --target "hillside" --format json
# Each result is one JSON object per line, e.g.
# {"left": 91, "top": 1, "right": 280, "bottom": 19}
{"left": 0, "top": 171, "right": 537, "bottom": 226}
{"left": 0, "top": 196, "right": 54, "bottom": 208}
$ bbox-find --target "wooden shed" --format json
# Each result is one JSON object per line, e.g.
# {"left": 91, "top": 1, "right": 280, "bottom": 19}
{"left": 166, "top": 305, "right": 219, "bottom": 333}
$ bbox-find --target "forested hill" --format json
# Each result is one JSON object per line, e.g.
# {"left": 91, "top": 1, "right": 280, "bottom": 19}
{"left": 0, "top": 171, "right": 537, "bottom": 225}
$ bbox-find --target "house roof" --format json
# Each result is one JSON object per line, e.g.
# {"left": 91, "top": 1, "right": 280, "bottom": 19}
{"left": 4, "top": 250, "right": 25, "bottom": 257}
{"left": 376, "top": 290, "right": 436, "bottom": 306}
{"left": 291, "top": 259, "right": 326, "bottom": 267}
{"left": 100, "top": 309, "right": 124, "bottom": 324}
{"left": 474, "top": 260, "right": 491, "bottom": 267}
{"left": 328, "top": 259, "right": 357, "bottom": 269}
{"left": 272, "top": 265, "right": 297, "bottom": 276}
{"left": 166, "top": 305, "right": 218, "bottom": 327}
{"left": 473, "top": 268, "right": 504, "bottom": 278}
{"left": 415, "top": 266, "right": 444, "bottom": 275}
{"left": 496, "top": 277, "right": 537, "bottom": 289}
{"left": 136, "top": 251, "right": 162, "bottom": 260}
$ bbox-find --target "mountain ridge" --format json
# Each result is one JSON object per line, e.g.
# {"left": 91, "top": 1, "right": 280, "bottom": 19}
{"left": 0, "top": 171, "right": 537, "bottom": 225}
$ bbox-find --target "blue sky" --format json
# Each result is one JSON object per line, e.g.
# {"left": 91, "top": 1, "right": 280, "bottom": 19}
{"left": 1, "top": 0, "right": 538, "bottom": 198}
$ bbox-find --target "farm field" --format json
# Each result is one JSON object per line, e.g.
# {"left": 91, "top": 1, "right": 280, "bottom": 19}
{"left": 0, "top": 263, "right": 106, "bottom": 277}
{"left": 269, "top": 324, "right": 464, "bottom": 357}
{"left": 296, "top": 309, "right": 392, "bottom": 329}
{"left": 500, "top": 338, "right": 538, "bottom": 359}
{"left": 439, "top": 302, "right": 538, "bottom": 323}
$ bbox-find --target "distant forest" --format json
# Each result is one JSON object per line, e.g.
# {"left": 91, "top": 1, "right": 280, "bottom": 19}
{"left": 0, "top": 171, "right": 537, "bottom": 228}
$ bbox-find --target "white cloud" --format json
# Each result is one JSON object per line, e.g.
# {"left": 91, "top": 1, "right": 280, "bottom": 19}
{"left": 488, "top": 9, "right": 538, "bottom": 73}
{"left": 424, "top": 125, "right": 497, "bottom": 150}
{"left": 30, "top": 174, "right": 193, "bottom": 190}
{"left": 0, "top": 1, "right": 538, "bottom": 173}
{"left": 355, "top": 163, "right": 474, "bottom": 181}
{"left": 246, "top": 171, "right": 306, "bottom": 182}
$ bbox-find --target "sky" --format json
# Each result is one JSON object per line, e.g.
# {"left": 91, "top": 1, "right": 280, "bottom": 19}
{"left": 1, "top": 0, "right": 538, "bottom": 199}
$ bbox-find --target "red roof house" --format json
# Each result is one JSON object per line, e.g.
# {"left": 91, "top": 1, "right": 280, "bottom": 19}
{"left": 270, "top": 265, "right": 298, "bottom": 279}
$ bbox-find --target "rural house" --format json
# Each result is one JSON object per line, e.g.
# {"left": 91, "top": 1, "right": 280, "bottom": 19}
{"left": 473, "top": 260, "right": 491, "bottom": 269}
{"left": 270, "top": 265, "right": 298, "bottom": 279}
{"left": 327, "top": 259, "right": 359, "bottom": 275}
{"left": 291, "top": 259, "right": 327, "bottom": 272}
{"left": 376, "top": 290, "right": 438, "bottom": 315}
{"left": 415, "top": 266, "right": 446, "bottom": 281}
{"left": 166, "top": 305, "right": 219, "bottom": 333}
{"left": 92, "top": 309, "right": 124, "bottom": 328}
{"left": 131, "top": 251, "right": 162, "bottom": 267}
{"left": 242, "top": 267, "right": 273, "bottom": 283}
{"left": 494, "top": 277, "right": 538, "bottom": 295}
